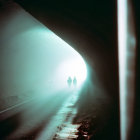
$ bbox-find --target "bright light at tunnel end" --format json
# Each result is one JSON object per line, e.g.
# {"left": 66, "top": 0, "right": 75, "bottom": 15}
{"left": 57, "top": 57, "right": 88, "bottom": 88}
{"left": 44, "top": 30, "right": 89, "bottom": 89}
{"left": 37, "top": 27, "right": 88, "bottom": 90}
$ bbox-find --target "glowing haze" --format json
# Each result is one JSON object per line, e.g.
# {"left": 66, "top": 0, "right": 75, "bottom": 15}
{"left": 0, "top": 4, "right": 87, "bottom": 99}
{"left": 43, "top": 30, "right": 88, "bottom": 89}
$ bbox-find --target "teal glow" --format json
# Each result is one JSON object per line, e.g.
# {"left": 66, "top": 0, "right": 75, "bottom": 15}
{"left": 14, "top": 27, "right": 88, "bottom": 90}
{"left": 0, "top": 7, "right": 88, "bottom": 98}
{"left": 0, "top": 5, "right": 88, "bottom": 139}
{"left": 42, "top": 29, "right": 88, "bottom": 89}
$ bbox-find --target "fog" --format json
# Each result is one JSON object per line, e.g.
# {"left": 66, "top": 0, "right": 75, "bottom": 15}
{"left": 0, "top": 3, "right": 87, "bottom": 101}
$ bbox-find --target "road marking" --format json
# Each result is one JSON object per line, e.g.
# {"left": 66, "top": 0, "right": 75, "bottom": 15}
{"left": 0, "top": 97, "right": 35, "bottom": 114}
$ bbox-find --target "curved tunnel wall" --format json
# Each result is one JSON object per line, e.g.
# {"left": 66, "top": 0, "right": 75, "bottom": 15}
{"left": 0, "top": 2, "right": 119, "bottom": 139}
{"left": 0, "top": 2, "right": 88, "bottom": 105}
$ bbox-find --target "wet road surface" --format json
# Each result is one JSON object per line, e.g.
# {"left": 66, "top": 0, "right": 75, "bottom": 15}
{"left": 0, "top": 88, "right": 81, "bottom": 140}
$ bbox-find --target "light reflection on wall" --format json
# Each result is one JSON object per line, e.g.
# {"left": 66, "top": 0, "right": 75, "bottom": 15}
{"left": 117, "top": 0, "right": 136, "bottom": 140}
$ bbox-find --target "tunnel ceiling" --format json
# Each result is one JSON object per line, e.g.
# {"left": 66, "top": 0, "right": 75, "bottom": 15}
{"left": 12, "top": 0, "right": 118, "bottom": 95}
{"left": 14, "top": 0, "right": 117, "bottom": 59}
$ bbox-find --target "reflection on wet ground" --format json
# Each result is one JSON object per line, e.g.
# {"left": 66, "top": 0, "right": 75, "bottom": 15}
{"left": 0, "top": 89, "right": 81, "bottom": 140}
{"left": 0, "top": 86, "right": 119, "bottom": 140}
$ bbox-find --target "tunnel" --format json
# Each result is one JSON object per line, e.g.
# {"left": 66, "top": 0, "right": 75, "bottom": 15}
{"left": 1, "top": 0, "right": 140, "bottom": 140}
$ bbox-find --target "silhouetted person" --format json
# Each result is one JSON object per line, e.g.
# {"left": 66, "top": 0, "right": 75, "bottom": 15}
{"left": 73, "top": 77, "right": 77, "bottom": 87}
{"left": 67, "top": 76, "right": 72, "bottom": 87}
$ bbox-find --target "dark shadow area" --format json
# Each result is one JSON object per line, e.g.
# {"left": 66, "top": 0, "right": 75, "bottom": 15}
{"left": 132, "top": 0, "right": 140, "bottom": 139}
{"left": 0, "top": 112, "right": 21, "bottom": 140}
{"left": 17, "top": 124, "right": 45, "bottom": 140}
{"left": 73, "top": 76, "right": 119, "bottom": 140}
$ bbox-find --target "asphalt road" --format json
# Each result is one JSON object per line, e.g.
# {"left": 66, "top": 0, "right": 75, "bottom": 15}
{"left": 0, "top": 88, "right": 75, "bottom": 140}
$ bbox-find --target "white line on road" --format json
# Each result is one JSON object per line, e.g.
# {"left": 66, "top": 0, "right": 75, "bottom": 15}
{"left": 0, "top": 97, "right": 35, "bottom": 114}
